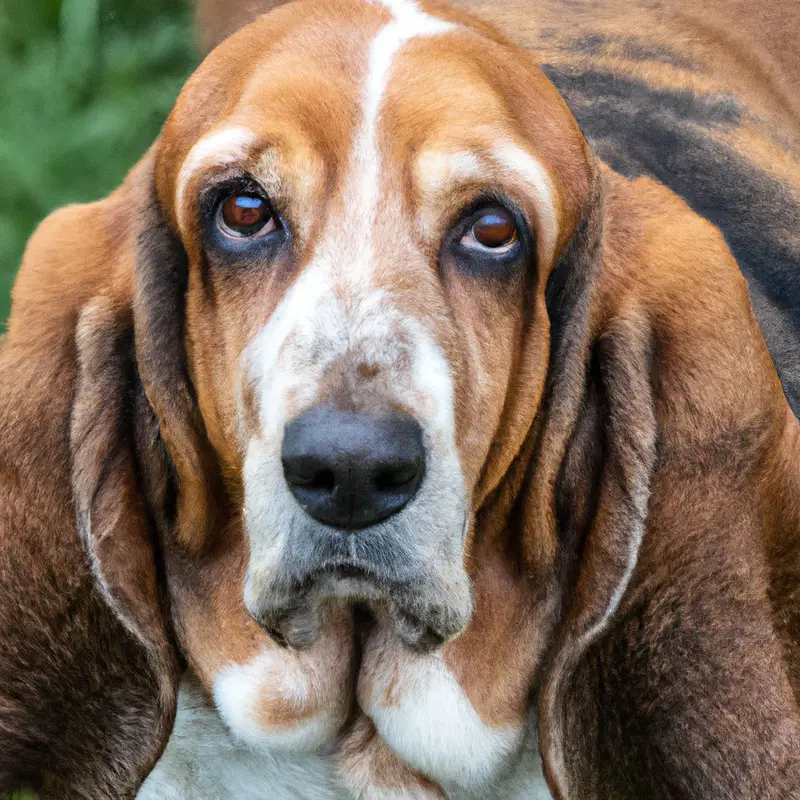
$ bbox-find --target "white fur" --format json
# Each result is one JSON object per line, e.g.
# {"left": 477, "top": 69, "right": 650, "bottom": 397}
{"left": 213, "top": 649, "right": 342, "bottom": 753}
{"left": 360, "top": 646, "right": 524, "bottom": 793}
{"left": 175, "top": 125, "right": 257, "bottom": 232}
{"left": 491, "top": 142, "right": 559, "bottom": 266}
{"left": 138, "top": 675, "right": 348, "bottom": 800}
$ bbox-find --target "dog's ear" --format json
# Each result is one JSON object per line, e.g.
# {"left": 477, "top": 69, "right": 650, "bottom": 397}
{"left": 71, "top": 296, "right": 177, "bottom": 684}
{"left": 534, "top": 176, "right": 800, "bottom": 798}
{"left": 69, "top": 293, "right": 180, "bottom": 797}
{"left": 134, "top": 187, "right": 220, "bottom": 551}
{"left": 536, "top": 309, "right": 657, "bottom": 799}
{"left": 0, "top": 156, "right": 181, "bottom": 797}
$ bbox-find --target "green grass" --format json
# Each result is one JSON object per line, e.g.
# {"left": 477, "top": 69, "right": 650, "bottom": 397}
{"left": 0, "top": 0, "right": 199, "bottom": 328}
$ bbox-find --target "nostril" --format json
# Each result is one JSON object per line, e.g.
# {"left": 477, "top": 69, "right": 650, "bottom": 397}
{"left": 308, "top": 469, "right": 336, "bottom": 492}
{"left": 281, "top": 457, "right": 337, "bottom": 493}
{"left": 373, "top": 461, "right": 424, "bottom": 491}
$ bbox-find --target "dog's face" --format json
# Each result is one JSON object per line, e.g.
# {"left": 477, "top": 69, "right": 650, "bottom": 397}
{"left": 10, "top": 0, "right": 795, "bottom": 794}
{"left": 156, "top": 0, "right": 592, "bottom": 650}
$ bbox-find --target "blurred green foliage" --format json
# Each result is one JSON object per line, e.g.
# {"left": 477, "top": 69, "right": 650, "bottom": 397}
{"left": 0, "top": 0, "right": 199, "bottom": 327}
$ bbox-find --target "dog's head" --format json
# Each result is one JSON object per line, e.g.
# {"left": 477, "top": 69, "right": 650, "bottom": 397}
{"left": 142, "top": 0, "right": 593, "bottom": 651}
{"left": 10, "top": 0, "right": 795, "bottom": 795}
{"left": 28, "top": 3, "right": 594, "bottom": 786}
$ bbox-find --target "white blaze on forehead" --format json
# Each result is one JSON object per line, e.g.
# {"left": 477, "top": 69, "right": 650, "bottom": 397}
{"left": 175, "top": 125, "right": 257, "bottom": 233}
{"left": 244, "top": 0, "right": 460, "bottom": 434}
{"left": 491, "top": 142, "right": 559, "bottom": 266}
{"left": 351, "top": 0, "right": 456, "bottom": 244}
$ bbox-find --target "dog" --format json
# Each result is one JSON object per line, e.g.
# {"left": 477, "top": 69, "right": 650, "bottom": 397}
{"left": 1, "top": 0, "right": 799, "bottom": 797}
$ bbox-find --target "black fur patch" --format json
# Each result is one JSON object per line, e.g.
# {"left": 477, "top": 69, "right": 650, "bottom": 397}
{"left": 544, "top": 66, "right": 800, "bottom": 415}
{"left": 567, "top": 34, "right": 696, "bottom": 69}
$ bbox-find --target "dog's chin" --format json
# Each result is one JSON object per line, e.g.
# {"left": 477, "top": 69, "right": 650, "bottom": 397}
{"left": 248, "top": 565, "right": 473, "bottom": 652}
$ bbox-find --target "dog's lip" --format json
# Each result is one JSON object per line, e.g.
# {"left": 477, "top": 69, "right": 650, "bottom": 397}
{"left": 251, "top": 561, "right": 443, "bottom": 649}
{"left": 299, "top": 557, "right": 414, "bottom": 591}
{"left": 319, "top": 563, "right": 374, "bottom": 580}
{"left": 303, "top": 562, "right": 400, "bottom": 605}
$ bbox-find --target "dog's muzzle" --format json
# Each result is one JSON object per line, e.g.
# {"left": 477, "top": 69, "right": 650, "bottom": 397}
{"left": 243, "top": 400, "right": 473, "bottom": 652}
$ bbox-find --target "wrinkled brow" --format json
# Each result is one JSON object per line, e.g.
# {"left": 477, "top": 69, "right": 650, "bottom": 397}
{"left": 175, "top": 125, "right": 258, "bottom": 232}
{"left": 414, "top": 143, "right": 559, "bottom": 264}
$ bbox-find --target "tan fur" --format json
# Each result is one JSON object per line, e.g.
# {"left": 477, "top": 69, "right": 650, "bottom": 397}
{"left": 2, "top": 0, "right": 799, "bottom": 796}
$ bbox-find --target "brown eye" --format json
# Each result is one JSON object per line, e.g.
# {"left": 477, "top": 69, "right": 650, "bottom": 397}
{"left": 463, "top": 209, "right": 518, "bottom": 251}
{"left": 218, "top": 193, "right": 276, "bottom": 238}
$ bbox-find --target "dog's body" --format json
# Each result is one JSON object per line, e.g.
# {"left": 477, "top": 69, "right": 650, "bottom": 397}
{"left": 1, "top": 1, "right": 799, "bottom": 799}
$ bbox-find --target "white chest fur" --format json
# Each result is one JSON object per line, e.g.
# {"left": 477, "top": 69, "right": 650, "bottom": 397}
{"left": 358, "top": 627, "right": 552, "bottom": 799}
{"left": 141, "top": 673, "right": 553, "bottom": 799}
{"left": 137, "top": 675, "right": 348, "bottom": 800}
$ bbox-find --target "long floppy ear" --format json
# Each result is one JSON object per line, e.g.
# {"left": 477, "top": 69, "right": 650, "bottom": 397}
{"left": 67, "top": 292, "right": 180, "bottom": 796}
{"left": 71, "top": 296, "right": 179, "bottom": 707}
{"left": 537, "top": 310, "right": 657, "bottom": 798}
{"left": 0, "top": 158, "right": 179, "bottom": 797}
{"left": 535, "top": 177, "right": 800, "bottom": 798}
{"left": 134, "top": 185, "right": 221, "bottom": 550}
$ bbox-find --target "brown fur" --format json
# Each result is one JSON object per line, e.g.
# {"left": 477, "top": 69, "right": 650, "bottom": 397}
{"left": 1, "top": 0, "right": 799, "bottom": 796}
{"left": 0, "top": 161, "right": 178, "bottom": 797}
{"left": 337, "top": 716, "right": 446, "bottom": 796}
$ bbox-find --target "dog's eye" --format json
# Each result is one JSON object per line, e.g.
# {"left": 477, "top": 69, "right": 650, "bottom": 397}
{"left": 461, "top": 209, "right": 518, "bottom": 252}
{"left": 217, "top": 193, "right": 276, "bottom": 238}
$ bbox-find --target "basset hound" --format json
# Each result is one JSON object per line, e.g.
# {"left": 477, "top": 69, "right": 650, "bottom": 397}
{"left": 1, "top": 0, "right": 799, "bottom": 797}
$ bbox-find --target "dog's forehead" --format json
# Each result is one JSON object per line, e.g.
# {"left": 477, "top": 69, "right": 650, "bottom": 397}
{"left": 157, "top": 0, "right": 584, "bottom": 230}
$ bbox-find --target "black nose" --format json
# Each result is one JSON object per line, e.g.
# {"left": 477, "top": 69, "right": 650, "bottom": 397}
{"left": 281, "top": 408, "right": 425, "bottom": 530}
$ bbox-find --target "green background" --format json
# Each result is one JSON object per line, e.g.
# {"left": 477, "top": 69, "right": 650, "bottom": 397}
{"left": 0, "top": 0, "right": 196, "bottom": 793}
{"left": 0, "top": 0, "right": 199, "bottom": 328}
